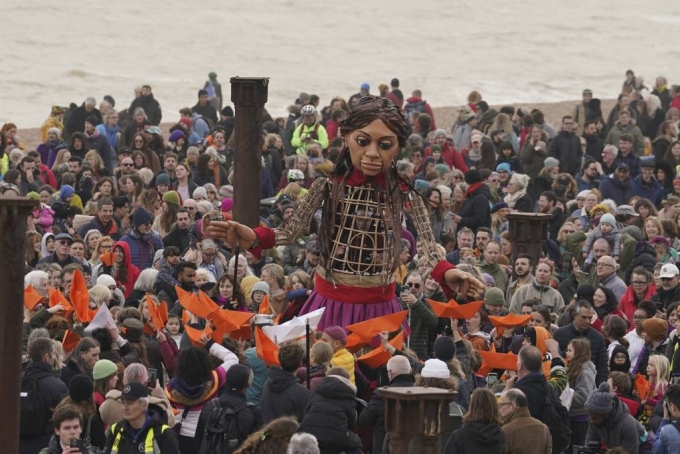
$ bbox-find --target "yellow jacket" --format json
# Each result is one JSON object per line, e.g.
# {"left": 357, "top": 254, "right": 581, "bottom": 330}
{"left": 40, "top": 117, "right": 64, "bottom": 143}
{"left": 332, "top": 348, "right": 356, "bottom": 384}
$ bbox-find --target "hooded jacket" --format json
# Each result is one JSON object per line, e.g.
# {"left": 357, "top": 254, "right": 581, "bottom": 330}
{"left": 260, "top": 367, "right": 311, "bottom": 423}
{"left": 458, "top": 183, "right": 491, "bottom": 230}
{"left": 102, "top": 241, "right": 140, "bottom": 298}
{"left": 508, "top": 277, "right": 565, "bottom": 314}
{"left": 549, "top": 130, "right": 582, "bottom": 175}
{"left": 501, "top": 406, "right": 552, "bottom": 454}
{"left": 599, "top": 175, "right": 635, "bottom": 206}
{"left": 444, "top": 421, "right": 505, "bottom": 454}
{"left": 405, "top": 96, "right": 436, "bottom": 130}
{"left": 194, "top": 389, "right": 262, "bottom": 449}
{"left": 570, "top": 361, "right": 597, "bottom": 417}
{"left": 620, "top": 282, "right": 657, "bottom": 322}
{"left": 585, "top": 397, "right": 645, "bottom": 454}
{"left": 37, "top": 140, "right": 67, "bottom": 170}
{"left": 298, "top": 376, "right": 363, "bottom": 453}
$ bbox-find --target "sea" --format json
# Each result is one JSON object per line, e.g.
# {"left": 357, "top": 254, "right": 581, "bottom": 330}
{"left": 2, "top": 0, "right": 680, "bottom": 127}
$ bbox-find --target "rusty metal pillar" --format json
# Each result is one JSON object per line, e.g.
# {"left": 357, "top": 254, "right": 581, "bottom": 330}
{"left": 230, "top": 77, "right": 269, "bottom": 228}
{"left": 0, "top": 196, "right": 37, "bottom": 452}
{"left": 507, "top": 212, "right": 553, "bottom": 266}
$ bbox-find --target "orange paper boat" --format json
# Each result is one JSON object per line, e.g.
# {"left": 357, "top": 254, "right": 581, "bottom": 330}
{"left": 477, "top": 346, "right": 519, "bottom": 375}
{"left": 24, "top": 285, "right": 44, "bottom": 311}
{"left": 62, "top": 329, "right": 81, "bottom": 352}
{"left": 358, "top": 332, "right": 405, "bottom": 368}
{"left": 428, "top": 299, "right": 484, "bottom": 319}
{"left": 176, "top": 287, "right": 213, "bottom": 319}
{"left": 347, "top": 310, "right": 408, "bottom": 341}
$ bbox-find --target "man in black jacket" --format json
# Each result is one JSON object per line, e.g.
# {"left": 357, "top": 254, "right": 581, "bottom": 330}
{"left": 552, "top": 300, "right": 609, "bottom": 384}
{"left": 65, "top": 97, "right": 101, "bottom": 139}
{"left": 549, "top": 115, "right": 582, "bottom": 175}
{"left": 652, "top": 264, "right": 680, "bottom": 310}
{"left": 452, "top": 169, "right": 491, "bottom": 231}
{"left": 20, "top": 338, "right": 68, "bottom": 454}
{"left": 162, "top": 208, "right": 193, "bottom": 254}
{"left": 128, "top": 85, "right": 162, "bottom": 126}
{"left": 504, "top": 345, "right": 552, "bottom": 419}
{"left": 192, "top": 89, "right": 218, "bottom": 126}
{"left": 359, "top": 356, "right": 414, "bottom": 454}
{"left": 194, "top": 364, "right": 262, "bottom": 449}
{"left": 260, "top": 341, "right": 310, "bottom": 423}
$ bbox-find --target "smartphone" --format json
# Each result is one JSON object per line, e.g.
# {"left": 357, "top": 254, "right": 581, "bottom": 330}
{"left": 147, "top": 368, "right": 157, "bottom": 388}
{"left": 672, "top": 374, "right": 680, "bottom": 385}
{"left": 70, "top": 438, "right": 87, "bottom": 452}
{"left": 449, "top": 402, "right": 464, "bottom": 417}
{"left": 400, "top": 287, "right": 411, "bottom": 299}
{"left": 486, "top": 372, "right": 498, "bottom": 387}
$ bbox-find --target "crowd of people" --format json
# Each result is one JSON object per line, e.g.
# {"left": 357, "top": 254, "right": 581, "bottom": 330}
{"left": 8, "top": 70, "right": 680, "bottom": 453}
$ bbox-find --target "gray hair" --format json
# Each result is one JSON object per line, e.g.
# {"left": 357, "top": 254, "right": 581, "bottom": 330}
{"left": 85, "top": 97, "right": 96, "bottom": 106}
{"left": 103, "top": 108, "right": 118, "bottom": 122}
{"left": 287, "top": 433, "right": 320, "bottom": 454}
{"left": 133, "top": 107, "right": 147, "bottom": 118}
{"left": 123, "top": 363, "right": 148, "bottom": 385}
{"left": 502, "top": 388, "right": 528, "bottom": 407}
{"left": 603, "top": 144, "right": 618, "bottom": 158}
{"left": 24, "top": 270, "right": 49, "bottom": 289}
{"left": 27, "top": 328, "right": 50, "bottom": 345}
{"left": 133, "top": 269, "right": 159, "bottom": 292}
{"left": 386, "top": 355, "right": 411, "bottom": 376}
{"left": 195, "top": 268, "right": 216, "bottom": 284}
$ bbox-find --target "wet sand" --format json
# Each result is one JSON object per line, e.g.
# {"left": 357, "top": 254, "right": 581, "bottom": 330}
{"left": 15, "top": 99, "right": 617, "bottom": 150}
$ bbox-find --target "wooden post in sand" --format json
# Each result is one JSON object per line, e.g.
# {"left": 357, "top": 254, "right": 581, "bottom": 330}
{"left": 230, "top": 77, "right": 269, "bottom": 228}
{"left": 0, "top": 196, "right": 38, "bottom": 452}
{"left": 506, "top": 212, "right": 553, "bottom": 266}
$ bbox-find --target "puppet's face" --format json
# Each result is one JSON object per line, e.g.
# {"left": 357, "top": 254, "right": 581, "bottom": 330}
{"left": 344, "top": 119, "right": 399, "bottom": 177}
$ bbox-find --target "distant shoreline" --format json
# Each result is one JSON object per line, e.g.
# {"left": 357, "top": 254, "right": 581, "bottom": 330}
{"left": 15, "top": 98, "right": 617, "bottom": 151}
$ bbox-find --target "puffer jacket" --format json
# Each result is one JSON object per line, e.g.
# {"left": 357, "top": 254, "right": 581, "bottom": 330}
{"left": 569, "top": 361, "right": 597, "bottom": 417}
{"left": 458, "top": 183, "right": 491, "bottom": 230}
{"left": 119, "top": 228, "right": 163, "bottom": 271}
{"left": 298, "top": 376, "right": 363, "bottom": 454}
{"left": 585, "top": 397, "right": 645, "bottom": 454}
{"left": 260, "top": 367, "right": 311, "bottom": 423}
{"left": 445, "top": 421, "right": 504, "bottom": 454}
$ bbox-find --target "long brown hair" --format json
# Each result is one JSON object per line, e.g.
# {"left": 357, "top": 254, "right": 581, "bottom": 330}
{"left": 463, "top": 388, "right": 500, "bottom": 425}
{"left": 566, "top": 338, "right": 592, "bottom": 386}
{"left": 26, "top": 231, "right": 42, "bottom": 263}
{"left": 322, "top": 96, "right": 408, "bottom": 283}
{"left": 235, "top": 416, "right": 298, "bottom": 454}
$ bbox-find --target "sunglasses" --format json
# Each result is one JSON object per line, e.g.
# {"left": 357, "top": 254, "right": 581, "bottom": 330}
{"left": 406, "top": 282, "right": 421, "bottom": 289}
{"left": 122, "top": 163, "right": 134, "bottom": 167}
{"left": 58, "top": 240, "right": 72, "bottom": 246}
{"left": 141, "top": 222, "right": 152, "bottom": 227}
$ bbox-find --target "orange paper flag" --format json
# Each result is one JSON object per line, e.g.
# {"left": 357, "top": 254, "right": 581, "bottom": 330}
{"left": 635, "top": 374, "right": 651, "bottom": 400}
{"left": 100, "top": 251, "right": 115, "bottom": 267}
{"left": 346, "top": 333, "right": 369, "bottom": 352}
{"left": 62, "top": 329, "right": 81, "bottom": 352}
{"left": 182, "top": 310, "right": 190, "bottom": 325}
{"left": 254, "top": 326, "right": 280, "bottom": 367}
{"left": 184, "top": 325, "right": 211, "bottom": 346}
{"left": 176, "top": 287, "right": 214, "bottom": 319}
{"left": 24, "top": 285, "right": 44, "bottom": 311}
{"left": 48, "top": 287, "right": 74, "bottom": 319}
{"left": 358, "top": 332, "right": 405, "bottom": 368}
{"left": 210, "top": 308, "right": 254, "bottom": 333}
{"left": 347, "top": 310, "right": 409, "bottom": 341}
{"left": 70, "top": 269, "right": 92, "bottom": 323}
{"left": 428, "top": 299, "right": 484, "bottom": 319}
{"left": 258, "top": 294, "right": 271, "bottom": 315}
{"left": 146, "top": 294, "right": 168, "bottom": 331}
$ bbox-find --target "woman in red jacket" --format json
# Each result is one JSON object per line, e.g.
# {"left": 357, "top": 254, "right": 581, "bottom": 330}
{"left": 619, "top": 266, "right": 657, "bottom": 322}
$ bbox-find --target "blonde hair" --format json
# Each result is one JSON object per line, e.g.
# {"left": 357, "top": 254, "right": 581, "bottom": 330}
{"left": 280, "top": 182, "right": 302, "bottom": 201}
{"left": 88, "top": 285, "right": 111, "bottom": 308}
{"left": 310, "top": 342, "right": 333, "bottom": 372}
{"left": 648, "top": 354, "right": 670, "bottom": 396}
{"left": 84, "top": 150, "right": 104, "bottom": 172}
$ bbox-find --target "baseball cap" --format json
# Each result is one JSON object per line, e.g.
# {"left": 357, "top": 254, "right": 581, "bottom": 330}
{"left": 470, "top": 134, "right": 483, "bottom": 144}
{"left": 659, "top": 264, "right": 679, "bottom": 279}
{"left": 616, "top": 161, "right": 630, "bottom": 171}
{"left": 120, "top": 382, "right": 149, "bottom": 401}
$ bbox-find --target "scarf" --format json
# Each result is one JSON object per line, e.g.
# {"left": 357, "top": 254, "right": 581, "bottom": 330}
{"left": 504, "top": 187, "right": 527, "bottom": 208}
{"left": 467, "top": 147, "right": 482, "bottom": 162}
{"left": 340, "top": 167, "right": 387, "bottom": 188}
{"left": 83, "top": 129, "right": 100, "bottom": 139}
{"left": 465, "top": 181, "right": 483, "bottom": 197}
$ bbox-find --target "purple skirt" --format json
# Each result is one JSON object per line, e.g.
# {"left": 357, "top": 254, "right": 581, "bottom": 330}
{"left": 299, "top": 290, "right": 408, "bottom": 333}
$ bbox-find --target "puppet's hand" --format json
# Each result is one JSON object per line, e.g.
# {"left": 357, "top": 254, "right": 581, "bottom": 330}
{"left": 443, "top": 268, "right": 485, "bottom": 301}
{"left": 202, "top": 217, "right": 257, "bottom": 250}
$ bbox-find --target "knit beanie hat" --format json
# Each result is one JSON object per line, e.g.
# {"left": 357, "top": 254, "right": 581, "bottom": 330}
{"left": 162, "top": 190, "right": 180, "bottom": 206}
{"left": 484, "top": 287, "right": 505, "bottom": 306}
{"left": 642, "top": 318, "right": 668, "bottom": 342}
{"left": 496, "top": 163, "right": 512, "bottom": 174}
{"left": 221, "top": 198, "right": 233, "bottom": 212}
{"left": 156, "top": 174, "right": 171, "bottom": 186}
{"left": 482, "top": 273, "right": 496, "bottom": 287}
{"left": 434, "top": 129, "right": 447, "bottom": 139}
{"left": 69, "top": 374, "right": 94, "bottom": 402}
{"left": 251, "top": 281, "right": 270, "bottom": 296}
{"left": 93, "top": 359, "right": 118, "bottom": 380}
{"left": 60, "top": 185, "right": 75, "bottom": 201}
{"left": 543, "top": 157, "right": 560, "bottom": 170}
{"left": 324, "top": 326, "right": 347, "bottom": 344}
{"left": 430, "top": 144, "right": 442, "bottom": 153}
{"left": 435, "top": 164, "right": 450, "bottom": 175}
{"left": 599, "top": 213, "right": 616, "bottom": 227}
{"left": 576, "top": 285, "right": 595, "bottom": 304}
{"left": 97, "top": 274, "right": 117, "bottom": 288}
{"left": 168, "top": 130, "right": 186, "bottom": 142}
{"left": 590, "top": 204, "right": 610, "bottom": 216}
{"left": 85, "top": 115, "right": 99, "bottom": 127}
{"left": 433, "top": 336, "right": 456, "bottom": 362}
{"left": 465, "top": 169, "right": 482, "bottom": 185}
{"left": 132, "top": 207, "right": 154, "bottom": 227}
{"left": 193, "top": 187, "right": 208, "bottom": 200}
{"left": 414, "top": 179, "right": 431, "bottom": 192}
{"left": 584, "top": 382, "right": 614, "bottom": 415}
{"left": 27, "top": 191, "right": 40, "bottom": 201}
{"left": 421, "top": 359, "right": 450, "bottom": 379}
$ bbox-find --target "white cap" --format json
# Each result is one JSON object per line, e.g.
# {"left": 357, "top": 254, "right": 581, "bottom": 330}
{"left": 659, "top": 264, "right": 679, "bottom": 279}
{"left": 420, "top": 359, "right": 450, "bottom": 379}
{"left": 97, "top": 275, "right": 116, "bottom": 287}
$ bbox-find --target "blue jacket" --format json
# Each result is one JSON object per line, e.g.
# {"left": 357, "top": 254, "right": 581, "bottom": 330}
{"left": 575, "top": 173, "right": 601, "bottom": 192}
{"left": 631, "top": 175, "right": 664, "bottom": 208}
{"left": 654, "top": 419, "right": 680, "bottom": 454}
{"left": 616, "top": 153, "right": 641, "bottom": 178}
{"left": 119, "top": 229, "right": 162, "bottom": 270}
{"left": 599, "top": 176, "right": 635, "bottom": 207}
{"left": 245, "top": 348, "right": 269, "bottom": 406}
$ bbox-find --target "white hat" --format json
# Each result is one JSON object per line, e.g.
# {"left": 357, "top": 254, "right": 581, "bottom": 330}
{"left": 420, "top": 359, "right": 450, "bottom": 379}
{"left": 97, "top": 275, "right": 116, "bottom": 287}
{"left": 576, "top": 190, "right": 590, "bottom": 200}
{"left": 660, "top": 264, "right": 680, "bottom": 279}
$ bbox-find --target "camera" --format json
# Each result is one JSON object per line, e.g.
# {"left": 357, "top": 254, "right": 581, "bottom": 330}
{"left": 573, "top": 441, "right": 603, "bottom": 454}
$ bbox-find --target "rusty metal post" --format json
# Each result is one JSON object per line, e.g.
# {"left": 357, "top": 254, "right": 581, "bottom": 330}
{"left": 230, "top": 77, "right": 269, "bottom": 228}
{"left": 506, "top": 212, "right": 553, "bottom": 266}
{"left": 0, "top": 196, "right": 38, "bottom": 452}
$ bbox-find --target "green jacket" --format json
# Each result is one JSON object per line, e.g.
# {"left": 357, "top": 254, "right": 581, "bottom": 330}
{"left": 605, "top": 122, "right": 645, "bottom": 156}
{"left": 567, "top": 231, "right": 635, "bottom": 287}
{"left": 478, "top": 261, "right": 508, "bottom": 293}
{"left": 399, "top": 297, "right": 439, "bottom": 359}
{"left": 519, "top": 140, "right": 546, "bottom": 180}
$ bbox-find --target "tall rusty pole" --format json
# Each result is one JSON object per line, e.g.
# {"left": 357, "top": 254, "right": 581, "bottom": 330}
{"left": 0, "top": 196, "right": 38, "bottom": 452}
{"left": 230, "top": 77, "right": 269, "bottom": 228}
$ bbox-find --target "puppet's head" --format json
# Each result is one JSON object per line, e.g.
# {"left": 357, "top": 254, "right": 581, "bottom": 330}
{"left": 335, "top": 96, "right": 408, "bottom": 177}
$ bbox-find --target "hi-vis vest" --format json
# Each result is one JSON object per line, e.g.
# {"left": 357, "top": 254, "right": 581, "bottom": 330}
{"left": 110, "top": 422, "right": 170, "bottom": 454}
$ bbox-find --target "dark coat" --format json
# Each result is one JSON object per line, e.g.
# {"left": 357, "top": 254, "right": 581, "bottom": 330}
{"left": 84, "top": 133, "right": 115, "bottom": 172}
{"left": 194, "top": 391, "right": 262, "bottom": 449}
{"left": 513, "top": 193, "right": 534, "bottom": 213}
{"left": 631, "top": 175, "right": 664, "bottom": 208}
{"left": 77, "top": 216, "right": 121, "bottom": 240}
{"left": 458, "top": 184, "right": 491, "bottom": 230}
{"left": 60, "top": 359, "right": 85, "bottom": 388}
{"left": 583, "top": 133, "right": 604, "bottom": 161}
{"left": 553, "top": 324, "right": 609, "bottom": 384}
{"left": 129, "top": 94, "right": 163, "bottom": 126}
{"left": 66, "top": 105, "right": 102, "bottom": 137}
{"left": 444, "top": 421, "right": 504, "bottom": 454}
{"left": 625, "top": 241, "right": 657, "bottom": 282}
{"left": 260, "top": 367, "right": 311, "bottom": 423}
{"left": 162, "top": 225, "right": 192, "bottom": 255}
{"left": 514, "top": 372, "right": 551, "bottom": 419}
{"left": 549, "top": 130, "right": 582, "bottom": 175}
{"left": 358, "top": 374, "right": 414, "bottom": 454}
{"left": 598, "top": 176, "right": 635, "bottom": 207}
{"left": 20, "top": 362, "right": 69, "bottom": 454}
{"left": 104, "top": 417, "right": 180, "bottom": 454}
{"left": 192, "top": 103, "right": 218, "bottom": 125}
{"left": 298, "top": 376, "right": 363, "bottom": 454}
{"left": 652, "top": 285, "right": 680, "bottom": 311}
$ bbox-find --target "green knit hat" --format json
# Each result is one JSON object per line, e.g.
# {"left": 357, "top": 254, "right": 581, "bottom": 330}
{"left": 26, "top": 191, "right": 40, "bottom": 201}
{"left": 162, "top": 190, "right": 180, "bottom": 206}
{"left": 434, "top": 164, "right": 450, "bottom": 175}
{"left": 93, "top": 359, "right": 118, "bottom": 380}
{"left": 484, "top": 287, "right": 505, "bottom": 306}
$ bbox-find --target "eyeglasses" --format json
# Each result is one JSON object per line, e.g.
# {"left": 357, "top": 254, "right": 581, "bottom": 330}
{"left": 453, "top": 176, "right": 463, "bottom": 180}
{"left": 122, "top": 163, "right": 134, "bottom": 167}
{"left": 490, "top": 179, "right": 500, "bottom": 183}
{"left": 100, "top": 245, "right": 113, "bottom": 250}
{"left": 406, "top": 283, "right": 421, "bottom": 289}
{"left": 631, "top": 281, "right": 647, "bottom": 286}
{"left": 498, "top": 402, "right": 513, "bottom": 407}
{"left": 632, "top": 315, "right": 647, "bottom": 320}
{"left": 596, "top": 263, "right": 614, "bottom": 268}
{"left": 58, "top": 240, "right": 71, "bottom": 246}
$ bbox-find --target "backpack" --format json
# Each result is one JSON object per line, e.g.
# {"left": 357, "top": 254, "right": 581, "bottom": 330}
{"left": 541, "top": 384, "right": 572, "bottom": 454}
{"left": 403, "top": 100, "right": 428, "bottom": 121}
{"left": 198, "top": 399, "right": 253, "bottom": 454}
{"left": 20, "top": 372, "right": 49, "bottom": 437}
